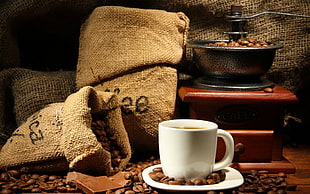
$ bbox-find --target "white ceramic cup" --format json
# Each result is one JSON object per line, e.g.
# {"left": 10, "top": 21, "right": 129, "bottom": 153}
{"left": 159, "top": 119, "right": 234, "bottom": 180}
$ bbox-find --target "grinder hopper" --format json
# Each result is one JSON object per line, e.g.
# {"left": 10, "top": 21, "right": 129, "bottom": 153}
{"left": 187, "top": 5, "right": 309, "bottom": 91}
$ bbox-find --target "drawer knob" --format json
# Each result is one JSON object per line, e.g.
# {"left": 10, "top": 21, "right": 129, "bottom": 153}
{"left": 234, "top": 143, "right": 245, "bottom": 155}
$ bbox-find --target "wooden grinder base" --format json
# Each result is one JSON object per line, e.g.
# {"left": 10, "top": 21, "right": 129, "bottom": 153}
{"left": 178, "top": 84, "right": 298, "bottom": 173}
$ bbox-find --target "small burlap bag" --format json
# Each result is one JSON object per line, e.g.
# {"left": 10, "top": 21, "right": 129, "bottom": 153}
{"left": 0, "top": 68, "right": 76, "bottom": 145}
{"left": 0, "top": 86, "right": 131, "bottom": 175}
{"left": 61, "top": 86, "right": 131, "bottom": 175}
{"left": 76, "top": 6, "right": 189, "bottom": 153}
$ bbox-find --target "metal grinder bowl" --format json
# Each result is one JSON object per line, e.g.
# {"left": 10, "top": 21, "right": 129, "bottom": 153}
{"left": 187, "top": 40, "right": 283, "bottom": 82}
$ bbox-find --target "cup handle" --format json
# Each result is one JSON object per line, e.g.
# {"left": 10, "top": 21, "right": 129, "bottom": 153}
{"left": 213, "top": 129, "right": 234, "bottom": 171}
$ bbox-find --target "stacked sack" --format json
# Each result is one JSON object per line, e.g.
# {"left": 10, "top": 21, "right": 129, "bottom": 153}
{"left": 76, "top": 6, "right": 189, "bottom": 153}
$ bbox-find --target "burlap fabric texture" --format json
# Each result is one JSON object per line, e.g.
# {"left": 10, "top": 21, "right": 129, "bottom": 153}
{"left": 0, "top": 86, "right": 131, "bottom": 175}
{"left": 0, "top": 102, "right": 68, "bottom": 172}
{"left": 76, "top": 6, "right": 189, "bottom": 153}
{"left": 0, "top": 68, "right": 76, "bottom": 145}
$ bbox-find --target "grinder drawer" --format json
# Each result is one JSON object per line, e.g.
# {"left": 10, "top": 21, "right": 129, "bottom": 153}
{"left": 216, "top": 130, "right": 274, "bottom": 162}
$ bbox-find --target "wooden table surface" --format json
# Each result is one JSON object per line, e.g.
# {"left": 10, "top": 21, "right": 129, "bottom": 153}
{"left": 283, "top": 143, "right": 310, "bottom": 194}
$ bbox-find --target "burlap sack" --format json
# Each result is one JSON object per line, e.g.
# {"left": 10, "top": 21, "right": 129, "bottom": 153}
{"left": 0, "top": 86, "right": 131, "bottom": 175}
{"left": 76, "top": 6, "right": 189, "bottom": 153}
{"left": 76, "top": 6, "right": 189, "bottom": 86}
{"left": 0, "top": 68, "right": 76, "bottom": 145}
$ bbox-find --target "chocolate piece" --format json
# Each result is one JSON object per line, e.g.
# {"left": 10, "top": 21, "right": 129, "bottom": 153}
{"left": 76, "top": 176, "right": 122, "bottom": 194}
{"left": 109, "top": 171, "right": 132, "bottom": 187}
{"left": 66, "top": 171, "right": 93, "bottom": 184}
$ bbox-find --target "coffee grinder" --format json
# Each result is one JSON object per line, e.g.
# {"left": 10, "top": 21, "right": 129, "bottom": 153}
{"left": 178, "top": 5, "right": 309, "bottom": 173}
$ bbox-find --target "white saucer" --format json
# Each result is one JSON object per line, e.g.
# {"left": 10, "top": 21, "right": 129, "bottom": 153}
{"left": 142, "top": 164, "right": 244, "bottom": 191}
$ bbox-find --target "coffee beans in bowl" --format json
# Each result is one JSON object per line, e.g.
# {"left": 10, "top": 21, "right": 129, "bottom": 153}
{"left": 203, "top": 38, "right": 275, "bottom": 47}
{"left": 187, "top": 38, "right": 283, "bottom": 82}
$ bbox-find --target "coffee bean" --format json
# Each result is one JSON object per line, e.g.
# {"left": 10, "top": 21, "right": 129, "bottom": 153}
{"left": 25, "top": 178, "right": 36, "bottom": 185}
{"left": 124, "top": 173, "right": 133, "bottom": 180}
{"left": 185, "top": 179, "right": 194, "bottom": 185}
{"left": 132, "top": 184, "right": 144, "bottom": 192}
{"left": 152, "top": 167, "right": 163, "bottom": 172}
{"left": 6, "top": 170, "right": 19, "bottom": 179}
{"left": 160, "top": 176, "right": 174, "bottom": 184}
{"left": 0, "top": 189, "right": 13, "bottom": 194}
{"left": 218, "top": 170, "right": 226, "bottom": 181}
{"left": 19, "top": 174, "right": 29, "bottom": 181}
{"left": 30, "top": 174, "right": 40, "bottom": 180}
{"left": 264, "top": 87, "right": 274, "bottom": 93}
{"left": 208, "top": 172, "right": 221, "bottom": 183}
{"left": 206, "top": 178, "right": 216, "bottom": 185}
{"left": 124, "top": 190, "right": 135, "bottom": 194}
{"left": 193, "top": 178, "right": 203, "bottom": 185}
{"left": 277, "top": 172, "right": 287, "bottom": 178}
{"left": 168, "top": 180, "right": 181, "bottom": 185}
{"left": 149, "top": 172, "right": 160, "bottom": 181}
{"left": 277, "top": 189, "right": 287, "bottom": 194}
{"left": 30, "top": 187, "right": 42, "bottom": 193}
{"left": 115, "top": 188, "right": 126, "bottom": 194}
{"left": 0, "top": 173, "right": 10, "bottom": 182}
{"left": 286, "top": 184, "right": 297, "bottom": 191}
{"left": 267, "top": 191, "right": 278, "bottom": 194}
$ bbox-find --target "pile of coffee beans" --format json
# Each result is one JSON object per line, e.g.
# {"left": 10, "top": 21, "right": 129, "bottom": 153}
{"left": 148, "top": 167, "right": 226, "bottom": 185}
{"left": 107, "top": 156, "right": 298, "bottom": 194}
{"left": 204, "top": 38, "right": 275, "bottom": 47}
{"left": 109, "top": 156, "right": 161, "bottom": 194}
{"left": 0, "top": 170, "right": 80, "bottom": 193}
{"left": 91, "top": 113, "right": 126, "bottom": 168}
{"left": 0, "top": 155, "right": 299, "bottom": 194}
{"left": 235, "top": 170, "right": 297, "bottom": 194}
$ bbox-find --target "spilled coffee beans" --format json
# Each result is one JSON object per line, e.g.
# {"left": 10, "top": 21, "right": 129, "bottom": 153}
{"left": 108, "top": 156, "right": 161, "bottom": 194}
{"left": 91, "top": 113, "right": 126, "bottom": 168}
{"left": 0, "top": 170, "right": 80, "bottom": 193}
{"left": 0, "top": 156, "right": 298, "bottom": 194}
